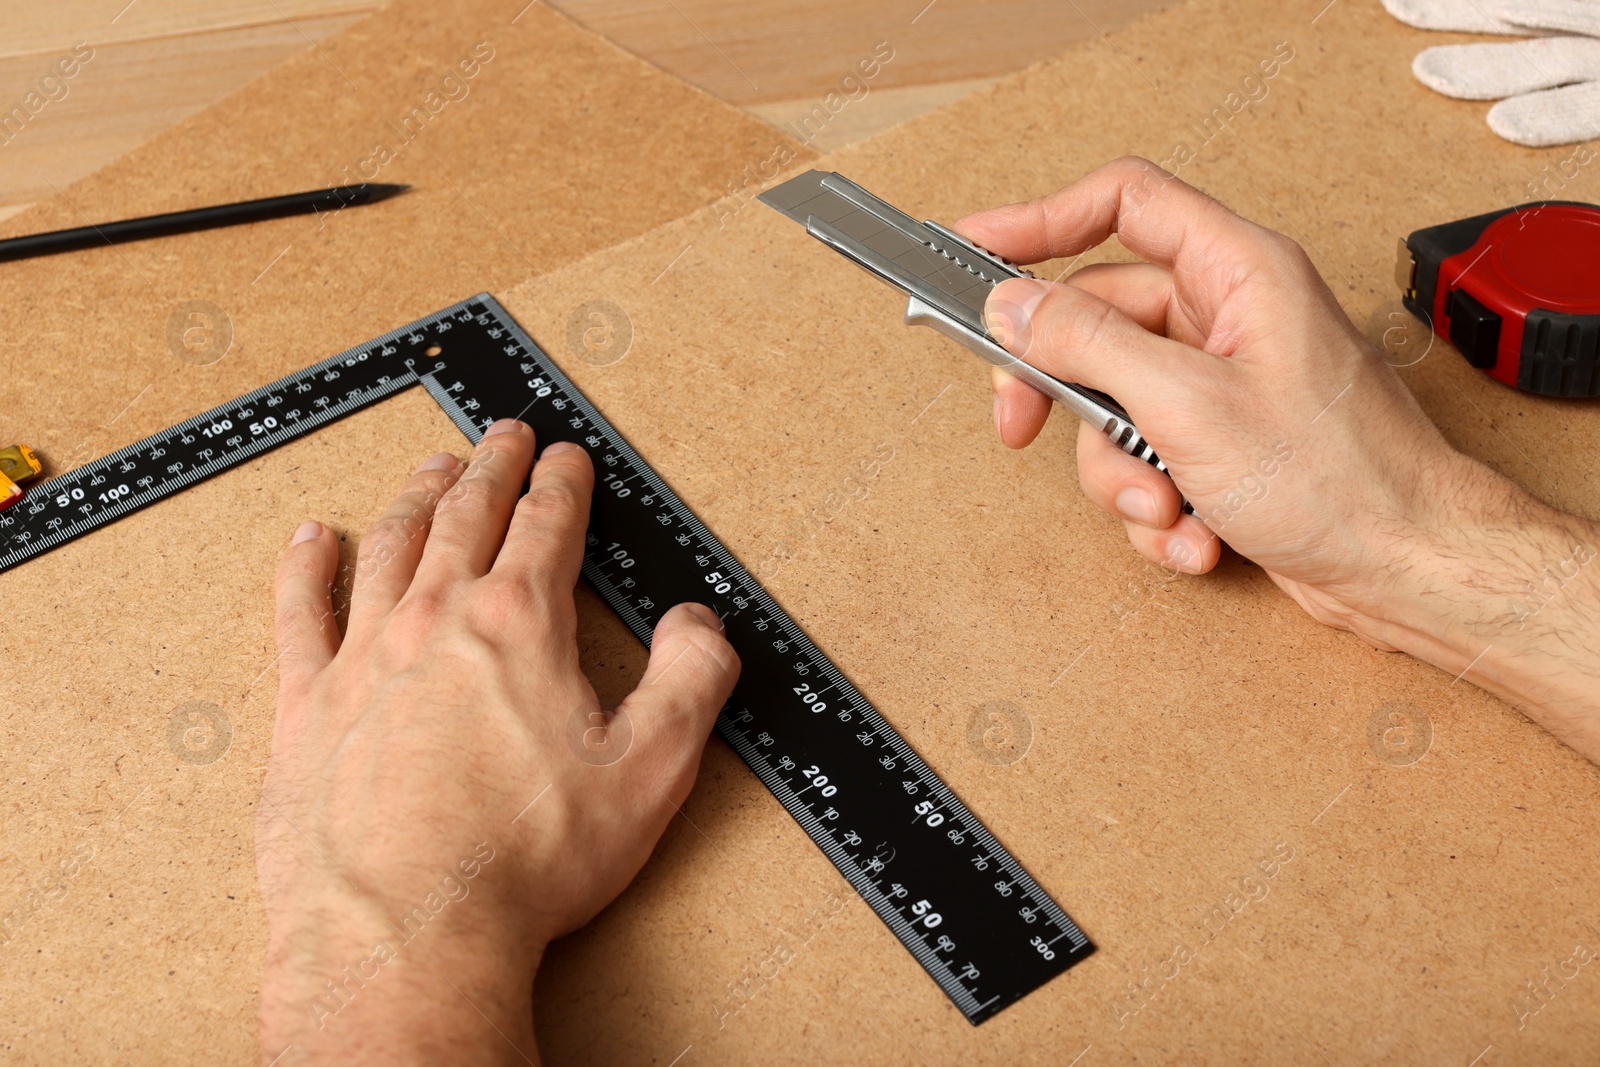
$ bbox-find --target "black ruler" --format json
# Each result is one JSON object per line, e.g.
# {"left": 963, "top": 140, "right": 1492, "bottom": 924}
{"left": 1, "top": 294, "right": 1093, "bottom": 1022}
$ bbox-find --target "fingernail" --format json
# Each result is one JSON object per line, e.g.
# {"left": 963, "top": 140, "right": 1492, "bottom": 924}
{"left": 416, "top": 451, "right": 459, "bottom": 473}
{"left": 992, "top": 392, "right": 1004, "bottom": 439}
{"left": 985, "top": 278, "right": 1048, "bottom": 351}
{"left": 985, "top": 305, "right": 1019, "bottom": 349}
{"left": 483, "top": 418, "right": 525, "bottom": 438}
{"left": 290, "top": 520, "right": 322, "bottom": 545}
{"left": 1115, "top": 487, "right": 1160, "bottom": 526}
{"left": 542, "top": 441, "right": 581, "bottom": 456}
{"left": 684, "top": 603, "right": 725, "bottom": 631}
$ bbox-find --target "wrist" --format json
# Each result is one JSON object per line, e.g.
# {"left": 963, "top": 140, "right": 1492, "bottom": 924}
{"left": 259, "top": 886, "right": 545, "bottom": 1064}
{"left": 1359, "top": 451, "right": 1568, "bottom": 643}
{"left": 1349, "top": 452, "right": 1600, "bottom": 758}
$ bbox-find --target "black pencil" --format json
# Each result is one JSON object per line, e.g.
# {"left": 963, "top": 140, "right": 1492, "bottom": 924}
{"left": 0, "top": 183, "right": 410, "bottom": 263}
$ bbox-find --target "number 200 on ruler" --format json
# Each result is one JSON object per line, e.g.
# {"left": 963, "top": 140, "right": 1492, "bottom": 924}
{"left": 0, "top": 294, "right": 1094, "bottom": 1023}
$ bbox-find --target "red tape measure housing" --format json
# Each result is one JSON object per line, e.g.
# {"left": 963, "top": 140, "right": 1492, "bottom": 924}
{"left": 1400, "top": 201, "right": 1600, "bottom": 397}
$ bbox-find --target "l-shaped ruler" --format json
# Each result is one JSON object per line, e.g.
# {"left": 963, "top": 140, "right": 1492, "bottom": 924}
{"left": 0, "top": 294, "right": 1093, "bottom": 1023}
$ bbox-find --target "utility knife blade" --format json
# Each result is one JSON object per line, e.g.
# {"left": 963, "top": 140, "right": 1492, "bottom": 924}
{"left": 759, "top": 169, "right": 1170, "bottom": 476}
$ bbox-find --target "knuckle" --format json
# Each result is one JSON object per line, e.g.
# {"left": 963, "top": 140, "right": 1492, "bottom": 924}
{"left": 392, "top": 585, "right": 449, "bottom": 630}
{"left": 544, "top": 446, "right": 593, "bottom": 472}
{"left": 481, "top": 580, "right": 576, "bottom": 649}
{"left": 438, "top": 473, "right": 496, "bottom": 515}
{"left": 1266, "top": 231, "right": 1311, "bottom": 271}
{"left": 467, "top": 439, "right": 522, "bottom": 476}
{"left": 275, "top": 553, "right": 327, "bottom": 597}
{"left": 274, "top": 597, "right": 333, "bottom": 646}
{"left": 394, "top": 479, "right": 449, "bottom": 516}
{"left": 518, "top": 480, "right": 582, "bottom": 524}
{"left": 409, "top": 465, "right": 457, "bottom": 492}
{"left": 677, "top": 628, "right": 739, "bottom": 678}
{"left": 1042, "top": 288, "right": 1117, "bottom": 353}
{"left": 361, "top": 512, "right": 427, "bottom": 559}
{"left": 1110, "top": 155, "right": 1164, "bottom": 192}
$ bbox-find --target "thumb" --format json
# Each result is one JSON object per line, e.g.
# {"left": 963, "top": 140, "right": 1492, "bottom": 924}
{"left": 616, "top": 603, "right": 740, "bottom": 786}
{"left": 985, "top": 276, "right": 1198, "bottom": 412}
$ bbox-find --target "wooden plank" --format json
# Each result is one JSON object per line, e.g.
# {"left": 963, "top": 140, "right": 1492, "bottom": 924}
{"left": 0, "top": 1, "right": 1180, "bottom": 219}
{"left": 0, "top": 14, "right": 364, "bottom": 209}
{"left": 0, "top": 0, "right": 382, "bottom": 58}
{"left": 549, "top": 0, "right": 1179, "bottom": 103}
{"left": 747, "top": 75, "right": 998, "bottom": 152}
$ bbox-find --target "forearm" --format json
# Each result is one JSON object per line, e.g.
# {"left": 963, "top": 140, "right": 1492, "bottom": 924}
{"left": 259, "top": 903, "right": 543, "bottom": 1065}
{"left": 1358, "top": 452, "right": 1600, "bottom": 761}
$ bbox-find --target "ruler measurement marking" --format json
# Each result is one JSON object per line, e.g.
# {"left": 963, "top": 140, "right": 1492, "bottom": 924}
{"left": 3, "top": 294, "right": 1091, "bottom": 1023}
{"left": 722, "top": 725, "right": 984, "bottom": 1011}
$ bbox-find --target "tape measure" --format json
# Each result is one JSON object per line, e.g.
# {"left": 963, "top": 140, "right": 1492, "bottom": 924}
{"left": 0, "top": 444, "right": 42, "bottom": 511}
{"left": 0, "top": 294, "right": 1092, "bottom": 1023}
{"left": 1397, "top": 201, "right": 1600, "bottom": 396}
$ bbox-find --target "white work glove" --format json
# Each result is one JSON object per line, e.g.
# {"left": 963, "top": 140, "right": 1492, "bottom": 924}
{"left": 1383, "top": 0, "right": 1600, "bottom": 145}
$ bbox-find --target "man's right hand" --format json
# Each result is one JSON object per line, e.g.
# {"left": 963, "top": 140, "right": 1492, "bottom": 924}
{"left": 956, "top": 157, "right": 1600, "bottom": 763}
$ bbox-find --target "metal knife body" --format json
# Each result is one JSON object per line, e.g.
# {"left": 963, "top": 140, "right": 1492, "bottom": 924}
{"left": 758, "top": 170, "right": 1169, "bottom": 475}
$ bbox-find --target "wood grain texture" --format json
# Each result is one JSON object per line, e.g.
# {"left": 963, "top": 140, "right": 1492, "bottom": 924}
{"left": 0, "top": 0, "right": 1179, "bottom": 210}
{"left": 551, "top": 0, "right": 1175, "bottom": 102}
{"left": 0, "top": 0, "right": 382, "bottom": 56}
{"left": 748, "top": 75, "right": 999, "bottom": 152}
{"left": 0, "top": 15, "right": 365, "bottom": 207}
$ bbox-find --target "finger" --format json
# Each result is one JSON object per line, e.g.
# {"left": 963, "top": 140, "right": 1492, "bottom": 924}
{"left": 992, "top": 365, "right": 1052, "bottom": 449}
{"left": 417, "top": 419, "right": 537, "bottom": 582}
{"left": 274, "top": 521, "right": 342, "bottom": 697}
{"left": 348, "top": 452, "right": 463, "bottom": 626}
{"left": 1072, "top": 411, "right": 1219, "bottom": 575}
{"left": 993, "top": 262, "right": 1187, "bottom": 447}
{"left": 953, "top": 156, "right": 1289, "bottom": 281}
{"left": 1066, "top": 261, "right": 1192, "bottom": 340}
{"left": 1075, "top": 420, "right": 1187, "bottom": 530}
{"left": 1123, "top": 513, "right": 1223, "bottom": 576}
{"left": 616, "top": 603, "right": 740, "bottom": 803}
{"left": 493, "top": 441, "right": 594, "bottom": 596}
{"left": 985, "top": 276, "right": 1203, "bottom": 408}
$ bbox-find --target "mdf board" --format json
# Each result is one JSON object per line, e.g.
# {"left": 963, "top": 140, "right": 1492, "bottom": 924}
{"left": 549, "top": 0, "right": 1182, "bottom": 103}
{"left": 3, "top": 2, "right": 1597, "bottom": 1067}
{"left": 502, "top": 1, "right": 1600, "bottom": 1063}
{"left": 0, "top": 1, "right": 1185, "bottom": 214}
{"left": 0, "top": 0, "right": 812, "bottom": 1063}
